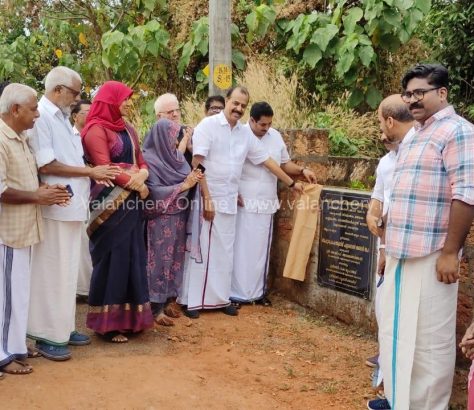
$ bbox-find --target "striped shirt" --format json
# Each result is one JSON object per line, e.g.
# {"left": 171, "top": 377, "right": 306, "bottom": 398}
{"left": 0, "top": 119, "right": 42, "bottom": 248}
{"left": 386, "top": 106, "right": 474, "bottom": 259}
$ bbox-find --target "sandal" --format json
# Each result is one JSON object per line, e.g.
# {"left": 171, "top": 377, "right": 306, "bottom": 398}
{"left": 254, "top": 297, "right": 272, "bottom": 307}
{"left": 154, "top": 312, "right": 175, "bottom": 327}
{"left": 1, "top": 360, "right": 33, "bottom": 375}
{"left": 164, "top": 302, "right": 181, "bottom": 318}
{"left": 27, "top": 346, "right": 42, "bottom": 358}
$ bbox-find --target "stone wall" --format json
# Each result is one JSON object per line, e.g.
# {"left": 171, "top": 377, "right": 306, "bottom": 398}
{"left": 273, "top": 129, "right": 378, "bottom": 333}
{"left": 273, "top": 129, "right": 474, "bottom": 350}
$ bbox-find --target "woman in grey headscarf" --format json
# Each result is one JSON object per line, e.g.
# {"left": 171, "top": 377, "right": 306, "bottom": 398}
{"left": 142, "top": 118, "right": 202, "bottom": 326}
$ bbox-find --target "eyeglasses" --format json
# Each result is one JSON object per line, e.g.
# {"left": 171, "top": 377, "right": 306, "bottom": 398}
{"left": 160, "top": 108, "right": 181, "bottom": 116}
{"left": 60, "top": 84, "right": 81, "bottom": 97}
{"left": 401, "top": 87, "right": 441, "bottom": 103}
{"left": 208, "top": 105, "right": 224, "bottom": 113}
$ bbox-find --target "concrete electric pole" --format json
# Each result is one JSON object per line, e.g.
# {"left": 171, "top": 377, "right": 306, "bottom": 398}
{"left": 208, "top": 0, "right": 232, "bottom": 96}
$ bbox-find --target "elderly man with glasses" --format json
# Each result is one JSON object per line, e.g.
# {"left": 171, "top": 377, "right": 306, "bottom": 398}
{"left": 374, "top": 64, "right": 474, "bottom": 410}
{"left": 27, "top": 66, "right": 120, "bottom": 361}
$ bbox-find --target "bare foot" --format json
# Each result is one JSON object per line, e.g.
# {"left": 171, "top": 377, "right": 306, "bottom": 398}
{"left": 27, "top": 346, "right": 42, "bottom": 358}
{"left": 110, "top": 333, "right": 128, "bottom": 343}
{"left": 1, "top": 360, "right": 33, "bottom": 375}
{"left": 154, "top": 312, "right": 175, "bottom": 327}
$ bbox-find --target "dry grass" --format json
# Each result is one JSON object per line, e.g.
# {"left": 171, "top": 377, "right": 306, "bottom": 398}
{"left": 168, "top": 0, "right": 208, "bottom": 44}
{"left": 181, "top": 58, "right": 383, "bottom": 157}
{"left": 182, "top": 59, "right": 316, "bottom": 129}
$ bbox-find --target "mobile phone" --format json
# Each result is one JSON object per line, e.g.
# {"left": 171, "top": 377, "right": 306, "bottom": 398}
{"left": 65, "top": 184, "right": 74, "bottom": 197}
{"left": 196, "top": 163, "right": 206, "bottom": 173}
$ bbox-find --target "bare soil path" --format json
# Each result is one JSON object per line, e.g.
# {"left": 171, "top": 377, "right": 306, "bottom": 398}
{"left": 2, "top": 296, "right": 468, "bottom": 409}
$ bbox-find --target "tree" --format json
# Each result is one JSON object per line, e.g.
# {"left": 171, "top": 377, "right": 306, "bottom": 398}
{"left": 418, "top": 0, "right": 474, "bottom": 120}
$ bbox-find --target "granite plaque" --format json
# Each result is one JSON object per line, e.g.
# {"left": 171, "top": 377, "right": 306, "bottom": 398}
{"left": 317, "top": 188, "right": 376, "bottom": 299}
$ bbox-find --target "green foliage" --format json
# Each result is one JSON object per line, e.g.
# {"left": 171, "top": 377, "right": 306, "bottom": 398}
{"left": 349, "top": 180, "right": 369, "bottom": 190}
{"left": 102, "top": 20, "right": 169, "bottom": 83}
{"left": 315, "top": 112, "right": 369, "bottom": 156}
{"left": 177, "top": 17, "right": 209, "bottom": 77}
{"left": 270, "top": 0, "right": 432, "bottom": 109}
{"left": 245, "top": 4, "right": 276, "bottom": 43}
{"left": 418, "top": 0, "right": 474, "bottom": 119}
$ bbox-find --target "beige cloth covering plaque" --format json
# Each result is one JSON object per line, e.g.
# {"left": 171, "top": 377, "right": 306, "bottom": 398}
{"left": 282, "top": 184, "right": 323, "bottom": 281}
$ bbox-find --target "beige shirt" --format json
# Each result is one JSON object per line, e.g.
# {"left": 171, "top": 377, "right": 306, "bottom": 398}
{"left": 0, "top": 119, "right": 42, "bottom": 248}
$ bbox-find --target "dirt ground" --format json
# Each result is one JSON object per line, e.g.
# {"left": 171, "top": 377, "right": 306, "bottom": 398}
{"left": 2, "top": 295, "right": 469, "bottom": 409}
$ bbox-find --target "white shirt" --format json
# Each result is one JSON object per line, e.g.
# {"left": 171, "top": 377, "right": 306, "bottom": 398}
{"left": 29, "top": 96, "right": 90, "bottom": 221}
{"left": 193, "top": 111, "right": 269, "bottom": 214}
{"left": 239, "top": 126, "right": 290, "bottom": 214}
{"left": 371, "top": 127, "right": 415, "bottom": 216}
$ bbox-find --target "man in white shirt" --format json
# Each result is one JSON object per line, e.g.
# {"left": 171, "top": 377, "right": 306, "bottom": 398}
{"left": 231, "top": 102, "right": 317, "bottom": 306}
{"left": 70, "top": 99, "right": 93, "bottom": 300}
{"left": 179, "top": 87, "right": 303, "bottom": 318}
{"left": 27, "top": 66, "right": 120, "bottom": 361}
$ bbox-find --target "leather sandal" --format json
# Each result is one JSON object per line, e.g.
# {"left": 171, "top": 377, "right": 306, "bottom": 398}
{"left": 1, "top": 360, "right": 33, "bottom": 375}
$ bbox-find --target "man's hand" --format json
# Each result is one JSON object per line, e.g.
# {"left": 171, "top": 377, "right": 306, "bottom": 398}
{"left": 377, "top": 248, "right": 386, "bottom": 276}
{"left": 367, "top": 213, "right": 383, "bottom": 237}
{"left": 291, "top": 182, "right": 304, "bottom": 194}
{"left": 89, "top": 165, "right": 122, "bottom": 184}
{"left": 35, "top": 184, "right": 71, "bottom": 206}
{"left": 460, "top": 322, "right": 474, "bottom": 360}
{"left": 237, "top": 194, "right": 244, "bottom": 207}
{"left": 302, "top": 168, "right": 317, "bottom": 184}
{"left": 203, "top": 196, "right": 215, "bottom": 222}
{"left": 436, "top": 251, "right": 460, "bottom": 284}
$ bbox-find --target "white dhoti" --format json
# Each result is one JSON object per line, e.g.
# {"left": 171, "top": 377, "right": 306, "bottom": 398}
{"left": 379, "top": 251, "right": 457, "bottom": 410}
{"left": 76, "top": 222, "right": 92, "bottom": 296}
{"left": 0, "top": 245, "right": 31, "bottom": 366}
{"left": 184, "top": 212, "right": 236, "bottom": 310}
{"left": 27, "top": 219, "right": 82, "bottom": 345}
{"left": 177, "top": 251, "right": 191, "bottom": 306}
{"left": 231, "top": 210, "right": 273, "bottom": 302}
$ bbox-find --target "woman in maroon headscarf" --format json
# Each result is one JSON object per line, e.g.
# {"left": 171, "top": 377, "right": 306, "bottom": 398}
{"left": 81, "top": 81, "right": 153, "bottom": 343}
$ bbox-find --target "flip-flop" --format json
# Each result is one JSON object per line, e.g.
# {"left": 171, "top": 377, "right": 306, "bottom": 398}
{"left": 1, "top": 360, "right": 33, "bottom": 375}
{"left": 27, "top": 347, "right": 42, "bottom": 358}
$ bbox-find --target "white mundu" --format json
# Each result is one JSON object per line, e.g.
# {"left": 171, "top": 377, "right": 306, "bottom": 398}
{"left": 180, "top": 112, "right": 269, "bottom": 310}
{"left": 231, "top": 126, "right": 290, "bottom": 302}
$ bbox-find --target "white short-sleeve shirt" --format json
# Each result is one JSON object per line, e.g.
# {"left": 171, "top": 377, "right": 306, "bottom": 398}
{"left": 239, "top": 126, "right": 290, "bottom": 214}
{"left": 193, "top": 111, "right": 269, "bottom": 214}
{"left": 29, "top": 96, "right": 90, "bottom": 221}
{"left": 371, "top": 127, "right": 415, "bottom": 216}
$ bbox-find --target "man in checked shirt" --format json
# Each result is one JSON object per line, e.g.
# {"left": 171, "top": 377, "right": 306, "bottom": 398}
{"left": 375, "top": 64, "right": 474, "bottom": 410}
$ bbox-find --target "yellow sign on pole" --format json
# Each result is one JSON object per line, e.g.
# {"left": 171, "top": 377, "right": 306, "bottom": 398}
{"left": 213, "top": 64, "right": 232, "bottom": 90}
